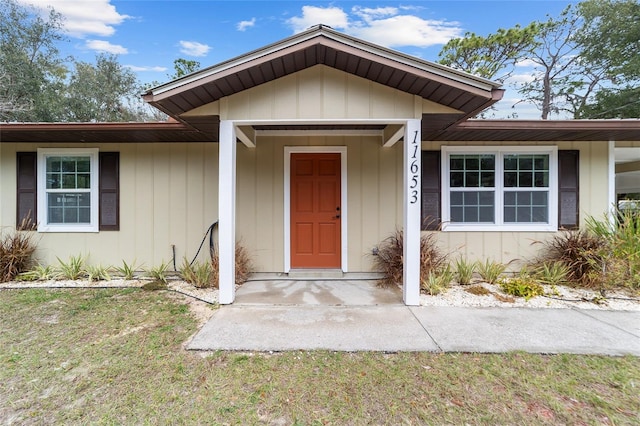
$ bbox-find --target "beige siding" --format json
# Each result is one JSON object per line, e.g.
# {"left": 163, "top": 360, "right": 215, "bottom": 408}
{"left": 235, "top": 136, "right": 402, "bottom": 272}
{"left": 0, "top": 142, "right": 218, "bottom": 269}
{"left": 422, "top": 140, "right": 613, "bottom": 268}
{"left": 196, "top": 65, "right": 421, "bottom": 121}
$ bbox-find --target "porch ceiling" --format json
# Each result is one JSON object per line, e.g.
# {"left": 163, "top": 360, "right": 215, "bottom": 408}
{"left": 143, "top": 25, "right": 503, "bottom": 135}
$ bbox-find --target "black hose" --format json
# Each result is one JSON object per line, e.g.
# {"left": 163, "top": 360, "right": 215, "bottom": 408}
{"left": 189, "top": 222, "right": 218, "bottom": 267}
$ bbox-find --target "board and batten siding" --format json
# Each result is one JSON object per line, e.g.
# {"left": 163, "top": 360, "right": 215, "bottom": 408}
{"left": 235, "top": 135, "right": 403, "bottom": 272}
{"left": 422, "top": 140, "right": 612, "bottom": 268}
{"left": 1, "top": 142, "right": 218, "bottom": 268}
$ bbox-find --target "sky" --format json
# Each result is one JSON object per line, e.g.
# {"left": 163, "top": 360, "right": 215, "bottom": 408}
{"left": 18, "top": 0, "right": 579, "bottom": 118}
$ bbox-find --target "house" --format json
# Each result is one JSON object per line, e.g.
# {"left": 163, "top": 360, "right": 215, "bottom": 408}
{"left": 1, "top": 25, "right": 639, "bottom": 305}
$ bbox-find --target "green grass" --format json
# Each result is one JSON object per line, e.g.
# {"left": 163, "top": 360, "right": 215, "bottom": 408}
{"left": 1, "top": 288, "right": 639, "bottom": 425}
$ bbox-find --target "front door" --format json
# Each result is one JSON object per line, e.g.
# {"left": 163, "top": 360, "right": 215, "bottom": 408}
{"left": 290, "top": 153, "right": 341, "bottom": 268}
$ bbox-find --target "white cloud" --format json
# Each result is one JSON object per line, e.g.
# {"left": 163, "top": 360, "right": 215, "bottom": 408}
{"left": 286, "top": 5, "right": 461, "bottom": 48}
{"left": 287, "top": 6, "right": 349, "bottom": 33}
{"left": 179, "top": 41, "right": 211, "bottom": 57}
{"left": 85, "top": 39, "right": 128, "bottom": 54}
{"left": 515, "top": 58, "right": 538, "bottom": 68}
{"left": 126, "top": 65, "right": 168, "bottom": 72}
{"left": 237, "top": 18, "right": 256, "bottom": 31}
{"left": 19, "top": 0, "right": 130, "bottom": 37}
{"left": 350, "top": 16, "right": 461, "bottom": 48}
{"left": 507, "top": 72, "right": 537, "bottom": 84}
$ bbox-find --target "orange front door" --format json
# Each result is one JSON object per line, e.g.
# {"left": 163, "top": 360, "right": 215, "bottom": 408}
{"left": 290, "top": 153, "right": 341, "bottom": 269}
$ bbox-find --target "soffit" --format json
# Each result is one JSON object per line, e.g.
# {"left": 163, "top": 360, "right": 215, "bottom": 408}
{"left": 143, "top": 25, "right": 503, "bottom": 134}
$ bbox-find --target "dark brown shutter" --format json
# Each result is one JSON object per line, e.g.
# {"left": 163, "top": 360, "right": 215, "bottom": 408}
{"left": 421, "top": 150, "right": 441, "bottom": 230}
{"left": 558, "top": 150, "right": 579, "bottom": 229}
{"left": 99, "top": 152, "right": 119, "bottom": 231}
{"left": 16, "top": 152, "right": 37, "bottom": 230}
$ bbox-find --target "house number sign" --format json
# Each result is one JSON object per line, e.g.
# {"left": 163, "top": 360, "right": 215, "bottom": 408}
{"left": 409, "top": 130, "right": 419, "bottom": 204}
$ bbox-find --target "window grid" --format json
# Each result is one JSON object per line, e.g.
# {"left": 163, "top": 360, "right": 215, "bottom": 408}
{"left": 449, "top": 154, "right": 496, "bottom": 224}
{"left": 443, "top": 148, "right": 556, "bottom": 229}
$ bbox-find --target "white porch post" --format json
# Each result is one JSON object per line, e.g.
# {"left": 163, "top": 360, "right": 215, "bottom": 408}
{"left": 218, "top": 120, "right": 237, "bottom": 304}
{"left": 608, "top": 140, "right": 616, "bottom": 226}
{"left": 403, "top": 119, "right": 421, "bottom": 305}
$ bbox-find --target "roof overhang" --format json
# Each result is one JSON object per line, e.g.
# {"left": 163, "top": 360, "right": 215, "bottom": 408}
{"left": 143, "top": 25, "right": 504, "bottom": 135}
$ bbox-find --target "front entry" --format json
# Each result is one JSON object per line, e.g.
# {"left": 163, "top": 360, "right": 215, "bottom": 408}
{"left": 290, "top": 153, "right": 341, "bottom": 268}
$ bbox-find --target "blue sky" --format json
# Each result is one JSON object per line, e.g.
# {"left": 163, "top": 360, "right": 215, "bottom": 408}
{"left": 20, "top": 0, "right": 578, "bottom": 118}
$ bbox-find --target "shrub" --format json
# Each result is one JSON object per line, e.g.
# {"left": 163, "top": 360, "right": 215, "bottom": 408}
{"left": 372, "top": 230, "right": 448, "bottom": 288}
{"left": 115, "top": 259, "right": 139, "bottom": 280}
{"left": 534, "top": 229, "right": 605, "bottom": 286}
{"left": 210, "top": 243, "right": 254, "bottom": 288}
{"left": 0, "top": 228, "right": 37, "bottom": 282}
{"left": 476, "top": 259, "right": 506, "bottom": 284}
{"left": 499, "top": 277, "right": 544, "bottom": 300}
{"left": 56, "top": 255, "right": 87, "bottom": 280}
{"left": 421, "top": 264, "right": 454, "bottom": 296}
{"left": 145, "top": 261, "right": 170, "bottom": 284}
{"left": 453, "top": 257, "right": 476, "bottom": 285}
{"left": 17, "top": 264, "right": 55, "bottom": 281}
{"left": 534, "top": 261, "right": 569, "bottom": 286}
{"left": 86, "top": 264, "right": 111, "bottom": 282}
{"left": 181, "top": 258, "right": 214, "bottom": 288}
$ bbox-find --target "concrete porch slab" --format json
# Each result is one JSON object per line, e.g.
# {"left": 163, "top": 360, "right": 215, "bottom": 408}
{"left": 235, "top": 280, "right": 402, "bottom": 306}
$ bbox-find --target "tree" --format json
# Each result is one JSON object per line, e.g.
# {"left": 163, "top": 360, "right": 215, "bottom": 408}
{"left": 438, "top": 24, "right": 539, "bottom": 83}
{"left": 573, "top": 0, "right": 640, "bottom": 118}
{"left": 0, "top": 0, "right": 67, "bottom": 121}
{"left": 171, "top": 58, "right": 201, "bottom": 79}
{"left": 63, "top": 54, "right": 148, "bottom": 122}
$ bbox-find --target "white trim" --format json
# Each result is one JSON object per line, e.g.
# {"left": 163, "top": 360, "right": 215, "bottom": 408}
{"left": 36, "top": 148, "right": 99, "bottom": 233}
{"left": 218, "top": 121, "right": 237, "bottom": 304}
{"left": 608, "top": 140, "right": 616, "bottom": 226}
{"left": 441, "top": 145, "right": 558, "bottom": 232}
{"left": 257, "top": 129, "right": 382, "bottom": 138}
{"left": 284, "top": 146, "right": 348, "bottom": 273}
{"left": 403, "top": 119, "right": 421, "bottom": 306}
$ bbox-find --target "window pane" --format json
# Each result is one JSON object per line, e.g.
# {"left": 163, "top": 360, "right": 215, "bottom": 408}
{"left": 504, "top": 172, "right": 517, "bottom": 187}
{"left": 519, "top": 156, "right": 533, "bottom": 170}
{"left": 465, "top": 157, "right": 479, "bottom": 170}
{"left": 519, "top": 172, "right": 533, "bottom": 187}
{"left": 46, "top": 173, "right": 60, "bottom": 189}
{"left": 481, "top": 156, "right": 495, "bottom": 170}
{"left": 534, "top": 172, "right": 548, "bottom": 187}
{"left": 466, "top": 172, "right": 479, "bottom": 187}
{"left": 62, "top": 174, "right": 76, "bottom": 189}
{"left": 450, "top": 172, "right": 464, "bottom": 187}
{"left": 47, "top": 193, "right": 90, "bottom": 224}
{"left": 481, "top": 172, "right": 494, "bottom": 187}
{"left": 76, "top": 159, "right": 90, "bottom": 173}
{"left": 77, "top": 174, "right": 91, "bottom": 189}
{"left": 450, "top": 191, "right": 494, "bottom": 223}
{"left": 504, "top": 156, "right": 518, "bottom": 170}
{"left": 504, "top": 191, "right": 548, "bottom": 223}
{"left": 450, "top": 156, "right": 464, "bottom": 170}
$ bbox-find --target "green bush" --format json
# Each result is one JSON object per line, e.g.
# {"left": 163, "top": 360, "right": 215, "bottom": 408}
{"left": 453, "top": 257, "right": 476, "bottom": 285}
{"left": 476, "top": 259, "right": 506, "bottom": 284}
{"left": 421, "top": 265, "right": 454, "bottom": 296}
{"left": 499, "top": 277, "right": 544, "bottom": 300}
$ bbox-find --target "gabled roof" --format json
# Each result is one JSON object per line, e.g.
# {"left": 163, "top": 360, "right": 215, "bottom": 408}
{"left": 143, "top": 25, "right": 504, "bottom": 134}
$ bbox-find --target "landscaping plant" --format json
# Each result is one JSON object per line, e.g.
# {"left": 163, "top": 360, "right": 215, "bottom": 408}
{"left": 180, "top": 258, "right": 214, "bottom": 288}
{"left": 210, "top": 243, "right": 254, "bottom": 288}
{"left": 115, "top": 259, "right": 139, "bottom": 280}
{"left": 56, "top": 255, "right": 87, "bottom": 280}
{"left": 0, "top": 227, "right": 37, "bottom": 282}
{"left": 372, "top": 230, "right": 448, "bottom": 288}
{"left": 420, "top": 264, "right": 454, "bottom": 295}
{"left": 453, "top": 257, "right": 476, "bottom": 285}
{"left": 476, "top": 259, "right": 506, "bottom": 284}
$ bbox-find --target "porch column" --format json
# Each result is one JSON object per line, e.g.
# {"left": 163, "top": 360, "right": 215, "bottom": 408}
{"left": 218, "top": 120, "right": 236, "bottom": 304}
{"left": 608, "top": 140, "right": 616, "bottom": 226}
{"left": 403, "top": 119, "right": 421, "bottom": 305}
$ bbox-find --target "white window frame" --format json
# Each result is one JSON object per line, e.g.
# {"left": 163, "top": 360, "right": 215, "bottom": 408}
{"left": 37, "top": 148, "right": 99, "bottom": 233}
{"left": 441, "top": 146, "right": 558, "bottom": 232}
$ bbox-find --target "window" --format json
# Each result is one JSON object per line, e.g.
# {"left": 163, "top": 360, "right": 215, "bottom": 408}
{"left": 441, "top": 146, "right": 558, "bottom": 231}
{"left": 37, "top": 149, "right": 99, "bottom": 232}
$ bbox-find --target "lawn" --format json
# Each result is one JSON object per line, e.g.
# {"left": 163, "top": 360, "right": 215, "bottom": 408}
{"left": 1, "top": 288, "right": 638, "bottom": 425}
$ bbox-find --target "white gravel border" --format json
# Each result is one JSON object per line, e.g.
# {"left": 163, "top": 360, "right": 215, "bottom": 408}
{"left": 1, "top": 278, "right": 638, "bottom": 311}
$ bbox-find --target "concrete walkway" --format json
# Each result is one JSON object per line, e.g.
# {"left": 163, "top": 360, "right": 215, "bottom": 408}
{"left": 187, "top": 280, "right": 640, "bottom": 355}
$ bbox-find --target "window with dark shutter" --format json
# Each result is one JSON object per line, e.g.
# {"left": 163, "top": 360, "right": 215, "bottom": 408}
{"left": 558, "top": 150, "right": 579, "bottom": 229}
{"left": 421, "top": 151, "right": 441, "bottom": 230}
{"left": 16, "top": 152, "right": 37, "bottom": 230}
{"left": 15, "top": 151, "right": 120, "bottom": 232}
{"left": 99, "top": 152, "right": 119, "bottom": 231}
